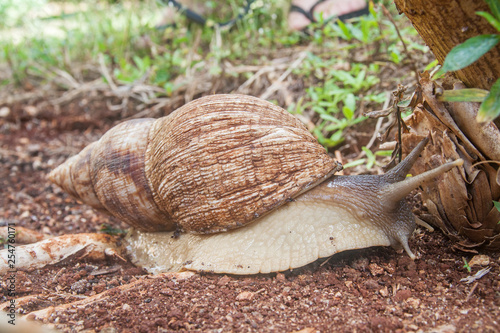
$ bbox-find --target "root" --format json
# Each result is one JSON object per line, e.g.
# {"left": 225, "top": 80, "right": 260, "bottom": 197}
{"left": 0, "top": 233, "right": 120, "bottom": 274}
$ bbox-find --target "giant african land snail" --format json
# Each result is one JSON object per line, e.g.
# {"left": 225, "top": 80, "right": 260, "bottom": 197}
{"left": 48, "top": 94, "right": 463, "bottom": 274}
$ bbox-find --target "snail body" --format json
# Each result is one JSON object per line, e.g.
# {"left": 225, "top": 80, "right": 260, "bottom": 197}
{"left": 49, "top": 94, "right": 462, "bottom": 274}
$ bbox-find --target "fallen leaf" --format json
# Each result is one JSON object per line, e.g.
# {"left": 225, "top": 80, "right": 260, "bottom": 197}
{"left": 468, "top": 254, "right": 490, "bottom": 267}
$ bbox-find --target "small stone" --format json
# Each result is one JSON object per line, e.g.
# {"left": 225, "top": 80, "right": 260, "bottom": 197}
{"left": 363, "top": 279, "right": 380, "bottom": 290}
{"left": 122, "top": 303, "right": 131, "bottom": 311}
{"left": 26, "top": 313, "right": 36, "bottom": 321}
{"left": 369, "top": 263, "right": 384, "bottom": 276}
{"left": 24, "top": 105, "right": 39, "bottom": 117}
{"left": 370, "top": 317, "right": 391, "bottom": 330}
{"left": 383, "top": 262, "right": 396, "bottom": 274}
{"left": 167, "top": 309, "right": 184, "bottom": 319}
{"left": 0, "top": 106, "right": 10, "bottom": 118}
{"left": 293, "top": 328, "right": 316, "bottom": 333}
{"left": 70, "top": 280, "right": 87, "bottom": 294}
{"left": 236, "top": 291, "right": 255, "bottom": 301}
{"left": 394, "top": 289, "right": 411, "bottom": 302}
{"left": 217, "top": 275, "right": 231, "bottom": 286}
{"left": 432, "top": 324, "right": 457, "bottom": 333}
{"left": 276, "top": 273, "right": 286, "bottom": 281}
{"left": 406, "top": 297, "right": 420, "bottom": 308}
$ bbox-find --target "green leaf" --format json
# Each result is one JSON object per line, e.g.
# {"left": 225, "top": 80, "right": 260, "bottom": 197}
{"left": 342, "top": 93, "right": 356, "bottom": 120}
{"left": 477, "top": 78, "right": 500, "bottom": 122}
{"left": 343, "top": 158, "right": 366, "bottom": 169}
{"left": 350, "top": 116, "right": 367, "bottom": 126}
{"left": 336, "top": 19, "right": 352, "bottom": 41}
{"left": 494, "top": 200, "right": 500, "bottom": 212}
{"left": 375, "top": 150, "right": 393, "bottom": 157}
{"left": 350, "top": 24, "right": 364, "bottom": 42}
{"left": 365, "top": 92, "right": 386, "bottom": 103}
{"left": 438, "top": 34, "right": 500, "bottom": 74}
{"left": 397, "top": 99, "right": 413, "bottom": 108}
{"left": 390, "top": 49, "right": 401, "bottom": 64}
{"left": 324, "top": 118, "right": 347, "bottom": 132}
{"left": 424, "top": 59, "right": 439, "bottom": 71}
{"left": 360, "top": 19, "right": 372, "bottom": 43}
{"left": 320, "top": 113, "right": 340, "bottom": 123}
{"left": 463, "top": 257, "right": 471, "bottom": 273}
{"left": 312, "top": 105, "right": 327, "bottom": 114}
{"left": 476, "top": 11, "right": 500, "bottom": 32}
{"left": 485, "top": 0, "right": 500, "bottom": 22}
{"left": 368, "top": 1, "right": 377, "bottom": 18}
{"left": 362, "top": 146, "right": 376, "bottom": 169}
{"left": 329, "top": 130, "right": 344, "bottom": 143}
{"left": 439, "top": 88, "right": 489, "bottom": 102}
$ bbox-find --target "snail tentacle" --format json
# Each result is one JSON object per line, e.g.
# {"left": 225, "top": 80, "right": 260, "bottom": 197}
{"left": 381, "top": 159, "right": 464, "bottom": 205}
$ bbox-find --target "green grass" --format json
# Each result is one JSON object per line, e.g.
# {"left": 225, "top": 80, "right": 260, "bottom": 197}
{"left": 0, "top": 0, "right": 429, "bottom": 167}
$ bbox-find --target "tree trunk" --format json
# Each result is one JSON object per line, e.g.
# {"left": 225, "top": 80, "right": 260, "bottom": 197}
{"left": 393, "top": 0, "right": 500, "bottom": 90}
{"left": 393, "top": 0, "right": 500, "bottom": 250}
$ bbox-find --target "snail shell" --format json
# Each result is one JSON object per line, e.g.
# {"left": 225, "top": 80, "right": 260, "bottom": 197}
{"left": 49, "top": 95, "right": 342, "bottom": 232}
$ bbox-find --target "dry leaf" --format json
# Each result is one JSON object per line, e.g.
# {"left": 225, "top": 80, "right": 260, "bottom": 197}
{"left": 460, "top": 267, "right": 492, "bottom": 284}
{"left": 401, "top": 73, "right": 500, "bottom": 249}
{"left": 468, "top": 254, "right": 490, "bottom": 267}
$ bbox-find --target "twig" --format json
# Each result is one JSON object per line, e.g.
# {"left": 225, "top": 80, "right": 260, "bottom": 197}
{"left": 98, "top": 53, "right": 118, "bottom": 92}
{"left": 128, "top": 95, "right": 184, "bottom": 119}
{"left": 0, "top": 90, "right": 46, "bottom": 105}
{"left": 231, "top": 63, "right": 289, "bottom": 74}
{"left": 52, "top": 68, "right": 80, "bottom": 89}
{"left": 380, "top": 4, "right": 420, "bottom": 84}
{"left": 259, "top": 51, "right": 308, "bottom": 100}
{"left": 465, "top": 282, "right": 478, "bottom": 302}
{"left": 365, "top": 91, "right": 393, "bottom": 150}
{"left": 186, "top": 29, "right": 202, "bottom": 79}
{"left": 50, "top": 79, "right": 107, "bottom": 105}
{"left": 237, "top": 67, "right": 274, "bottom": 93}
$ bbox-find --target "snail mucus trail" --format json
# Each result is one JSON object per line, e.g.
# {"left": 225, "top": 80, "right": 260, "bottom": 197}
{"left": 48, "top": 94, "right": 463, "bottom": 274}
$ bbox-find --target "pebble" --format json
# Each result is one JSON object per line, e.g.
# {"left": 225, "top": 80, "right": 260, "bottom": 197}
{"left": 236, "top": 291, "right": 255, "bottom": 301}
{"left": 394, "top": 289, "right": 412, "bottom": 302}
{"left": 369, "top": 263, "right": 384, "bottom": 276}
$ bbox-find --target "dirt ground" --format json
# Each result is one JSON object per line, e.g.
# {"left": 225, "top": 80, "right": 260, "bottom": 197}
{"left": 0, "top": 98, "right": 499, "bottom": 333}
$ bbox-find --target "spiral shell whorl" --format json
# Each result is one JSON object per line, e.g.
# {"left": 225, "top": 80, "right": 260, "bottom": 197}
{"left": 49, "top": 119, "right": 175, "bottom": 231}
{"left": 49, "top": 143, "right": 104, "bottom": 211}
{"left": 145, "top": 94, "right": 342, "bottom": 233}
{"left": 89, "top": 118, "right": 174, "bottom": 231}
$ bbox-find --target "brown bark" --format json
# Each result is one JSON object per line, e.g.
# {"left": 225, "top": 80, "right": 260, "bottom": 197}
{"left": 393, "top": 0, "right": 500, "bottom": 90}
